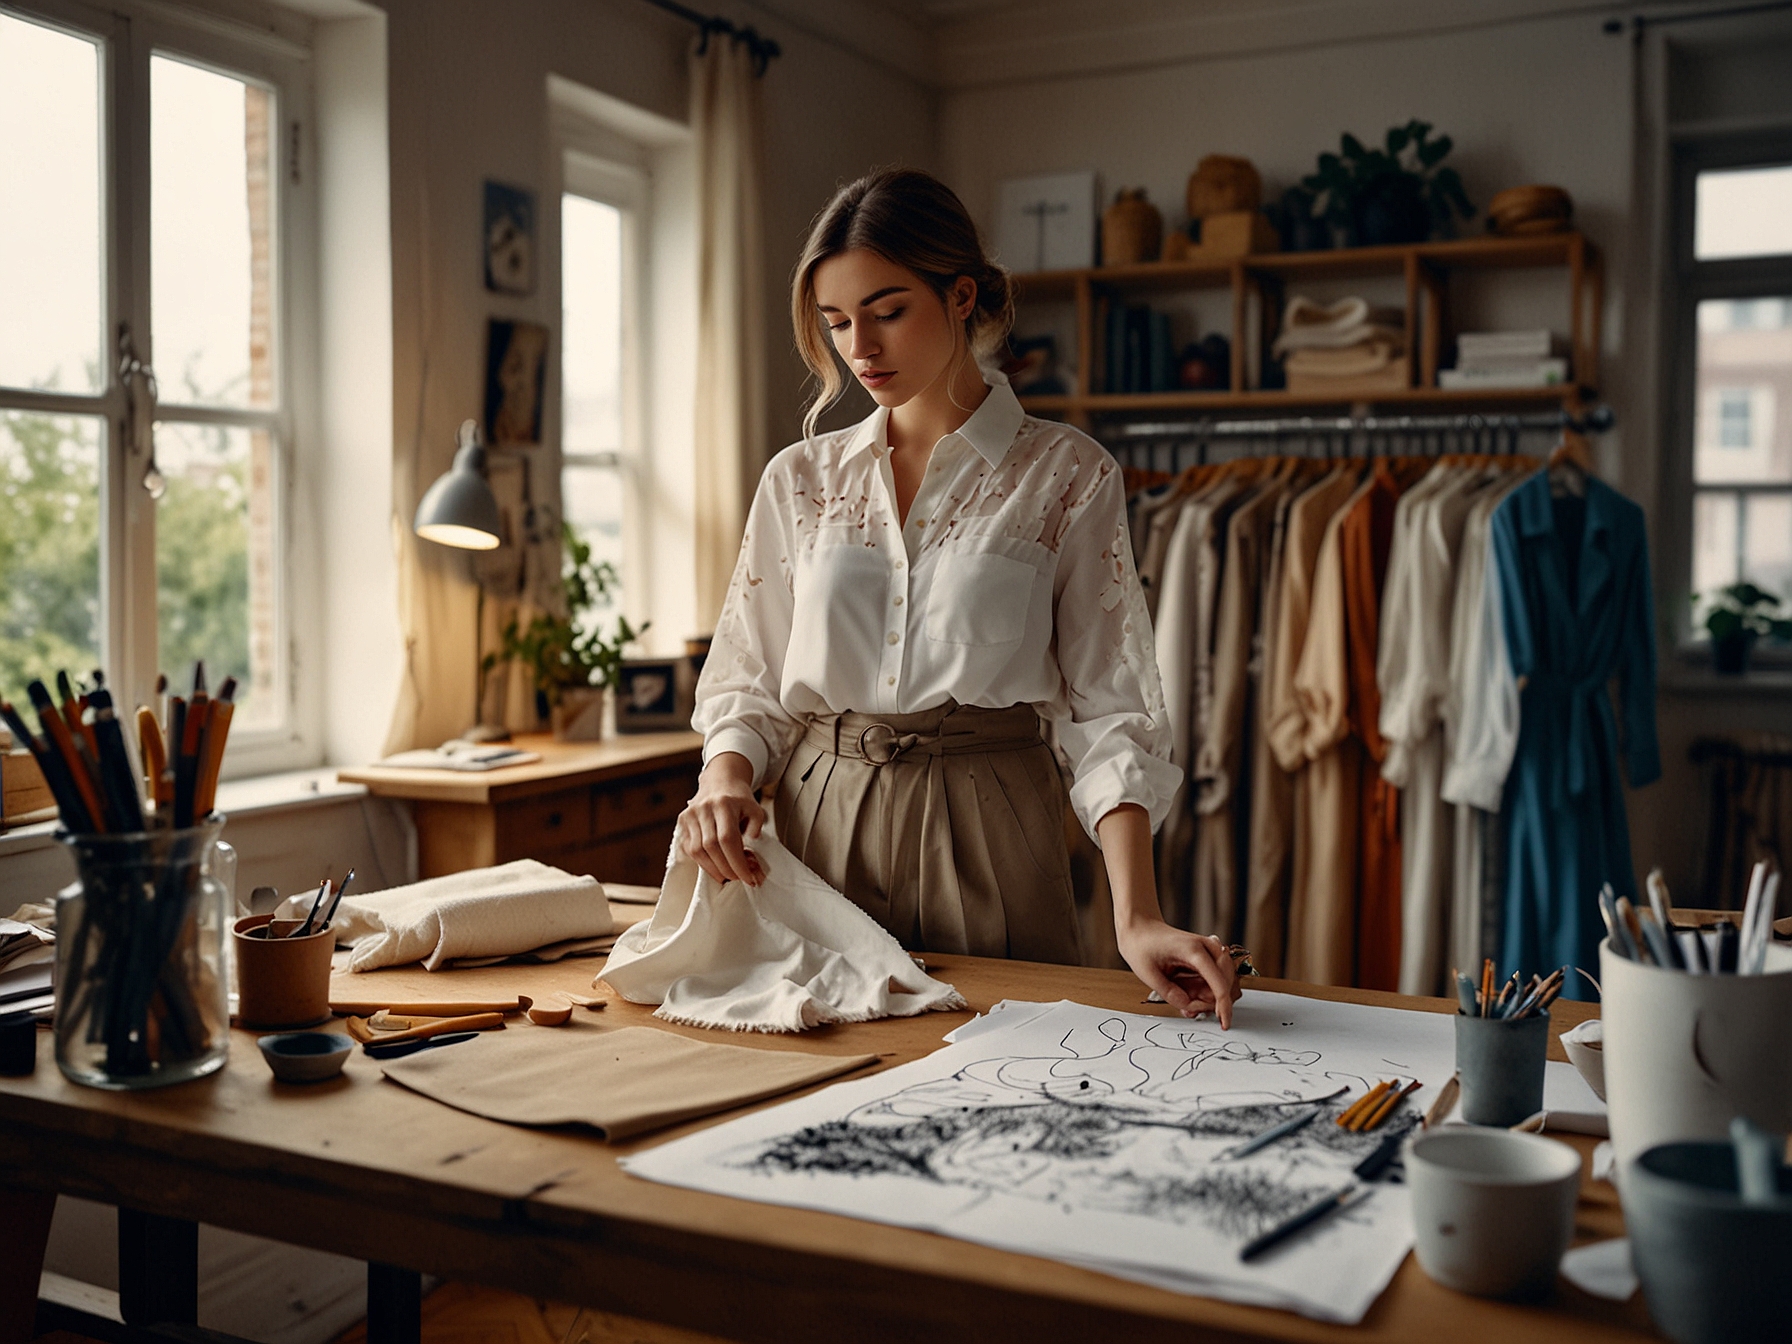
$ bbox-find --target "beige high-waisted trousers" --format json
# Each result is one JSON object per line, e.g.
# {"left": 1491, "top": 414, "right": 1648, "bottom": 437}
{"left": 774, "top": 701, "right": 1083, "bottom": 965}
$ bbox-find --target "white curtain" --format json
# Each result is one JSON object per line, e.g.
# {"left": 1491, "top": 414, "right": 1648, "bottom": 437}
{"left": 691, "top": 31, "right": 768, "bottom": 631}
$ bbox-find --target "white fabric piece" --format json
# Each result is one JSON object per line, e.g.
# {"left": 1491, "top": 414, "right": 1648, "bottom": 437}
{"left": 599, "top": 833, "right": 967, "bottom": 1033}
{"left": 277, "top": 860, "right": 612, "bottom": 973}
{"left": 693, "top": 375, "right": 1181, "bottom": 840}
{"left": 1441, "top": 482, "right": 1525, "bottom": 811}
{"left": 1271, "top": 295, "right": 1405, "bottom": 354}
{"left": 1561, "top": 1239, "right": 1638, "bottom": 1302}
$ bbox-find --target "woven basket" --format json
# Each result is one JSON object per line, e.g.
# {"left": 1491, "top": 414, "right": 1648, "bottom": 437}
{"left": 1102, "top": 189, "right": 1163, "bottom": 266}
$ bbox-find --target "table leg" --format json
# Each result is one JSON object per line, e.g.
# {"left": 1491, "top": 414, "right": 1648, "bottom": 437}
{"left": 366, "top": 1263, "right": 421, "bottom": 1344}
{"left": 117, "top": 1207, "right": 199, "bottom": 1327}
{"left": 0, "top": 1188, "right": 55, "bottom": 1344}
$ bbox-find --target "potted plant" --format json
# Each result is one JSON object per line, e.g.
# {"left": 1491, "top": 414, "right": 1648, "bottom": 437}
{"left": 1696, "top": 581, "right": 1792, "bottom": 675}
{"left": 1300, "top": 120, "right": 1474, "bottom": 247}
{"left": 484, "top": 524, "right": 649, "bottom": 739}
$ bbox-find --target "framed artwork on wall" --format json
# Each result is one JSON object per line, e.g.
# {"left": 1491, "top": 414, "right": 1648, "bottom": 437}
{"left": 484, "top": 180, "right": 536, "bottom": 295}
{"left": 995, "top": 171, "right": 1098, "bottom": 273}
{"left": 484, "top": 318, "right": 549, "bottom": 448}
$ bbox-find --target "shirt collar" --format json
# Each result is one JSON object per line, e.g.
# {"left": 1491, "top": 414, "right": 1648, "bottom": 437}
{"left": 840, "top": 374, "right": 1025, "bottom": 468}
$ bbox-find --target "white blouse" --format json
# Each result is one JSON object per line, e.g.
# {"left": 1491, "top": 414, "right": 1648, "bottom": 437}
{"left": 693, "top": 377, "right": 1181, "bottom": 840}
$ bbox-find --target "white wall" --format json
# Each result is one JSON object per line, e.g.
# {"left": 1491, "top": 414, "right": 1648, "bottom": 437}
{"left": 934, "top": 2, "right": 1792, "bottom": 898}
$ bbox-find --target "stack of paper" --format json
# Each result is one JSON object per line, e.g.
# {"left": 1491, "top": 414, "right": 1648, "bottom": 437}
{"left": 623, "top": 993, "right": 1460, "bottom": 1323}
{"left": 1440, "top": 330, "right": 1567, "bottom": 388}
{"left": 0, "top": 912, "right": 55, "bottom": 1015}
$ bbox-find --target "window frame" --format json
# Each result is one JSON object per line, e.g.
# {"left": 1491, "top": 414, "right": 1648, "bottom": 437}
{"left": 0, "top": 0, "right": 320, "bottom": 776}
{"left": 1666, "top": 129, "right": 1792, "bottom": 659}
{"left": 555, "top": 141, "right": 652, "bottom": 637}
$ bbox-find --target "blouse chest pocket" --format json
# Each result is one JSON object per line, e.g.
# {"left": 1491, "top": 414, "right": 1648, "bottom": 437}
{"left": 925, "top": 551, "right": 1037, "bottom": 646}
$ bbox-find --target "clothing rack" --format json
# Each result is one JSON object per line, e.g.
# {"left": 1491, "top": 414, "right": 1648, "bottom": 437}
{"left": 1103, "top": 404, "right": 1614, "bottom": 474}
{"left": 1690, "top": 735, "right": 1792, "bottom": 770}
{"left": 638, "top": 0, "right": 782, "bottom": 73}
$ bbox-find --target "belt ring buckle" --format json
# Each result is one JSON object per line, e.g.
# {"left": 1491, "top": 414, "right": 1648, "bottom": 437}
{"left": 858, "top": 722, "right": 901, "bottom": 766}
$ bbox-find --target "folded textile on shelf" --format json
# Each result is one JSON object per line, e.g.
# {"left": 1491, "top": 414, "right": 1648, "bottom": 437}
{"left": 1284, "top": 340, "right": 1404, "bottom": 379}
{"left": 278, "top": 859, "right": 613, "bottom": 972}
{"left": 1272, "top": 295, "right": 1405, "bottom": 356}
{"left": 1285, "top": 363, "right": 1410, "bottom": 396}
{"left": 600, "top": 832, "right": 968, "bottom": 1032}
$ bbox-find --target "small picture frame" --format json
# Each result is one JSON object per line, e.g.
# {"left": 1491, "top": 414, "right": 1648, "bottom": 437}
{"left": 484, "top": 318, "right": 549, "bottom": 448}
{"left": 995, "top": 171, "right": 1098, "bottom": 273}
{"left": 483, "top": 181, "right": 536, "bottom": 295}
{"left": 614, "top": 657, "right": 697, "bottom": 734}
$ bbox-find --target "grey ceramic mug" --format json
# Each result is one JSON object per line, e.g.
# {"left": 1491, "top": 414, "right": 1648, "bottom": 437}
{"left": 1454, "top": 1011, "right": 1548, "bottom": 1127}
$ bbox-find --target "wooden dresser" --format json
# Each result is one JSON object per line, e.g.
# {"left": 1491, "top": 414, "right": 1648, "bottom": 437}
{"left": 337, "top": 732, "right": 703, "bottom": 883}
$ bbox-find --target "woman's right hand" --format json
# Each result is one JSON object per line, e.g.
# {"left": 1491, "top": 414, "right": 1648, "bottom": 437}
{"left": 676, "top": 752, "right": 767, "bottom": 886}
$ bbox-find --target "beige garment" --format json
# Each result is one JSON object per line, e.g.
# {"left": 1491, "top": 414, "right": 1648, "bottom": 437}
{"left": 1137, "top": 486, "right": 1190, "bottom": 622}
{"left": 1153, "top": 477, "right": 1250, "bottom": 928}
{"left": 1286, "top": 474, "right": 1378, "bottom": 986}
{"left": 1250, "top": 469, "right": 1359, "bottom": 977}
{"left": 380, "top": 1019, "right": 875, "bottom": 1141}
{"left": 775, "top": 702, "right": 1082, "bottom": 964}
{"left": 1193, "top": 478, "right": 1283, "bottom": 941}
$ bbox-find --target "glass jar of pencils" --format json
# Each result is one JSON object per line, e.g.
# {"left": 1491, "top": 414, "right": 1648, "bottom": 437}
{"left": 54, "top": 816, "right": 231, "bottom": 1090}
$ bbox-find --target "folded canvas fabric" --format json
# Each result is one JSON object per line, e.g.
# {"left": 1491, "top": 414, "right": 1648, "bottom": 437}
{"left": 379, "top": 1019, "right": 877, "bottom": 1140}
{"left": 600, "top": 834, "right": 968, "bottom": 1032}
{"left": 1272, "top": 295, "right": 1405, "bottom": 355}
{"left": 279, "top": 860, "right": 613, "bottom": 972}
{"left": 1284, "top": 339, "right": 1404, "bottom": 378}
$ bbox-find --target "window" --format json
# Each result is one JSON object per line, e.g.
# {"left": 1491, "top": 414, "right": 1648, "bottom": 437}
{"left": 1673, "top": 137, "right": 1792, "bottom": 645}
{"left": 560, "top": 154, "right": 646, "bottom": 622}
{"left": 0, "top": 1, "right": 314, "bottom": 769}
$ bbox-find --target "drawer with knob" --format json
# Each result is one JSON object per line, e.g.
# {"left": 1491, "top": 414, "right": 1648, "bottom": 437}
{"left": 497, "top": 787, "right": 595, "bottom": 858}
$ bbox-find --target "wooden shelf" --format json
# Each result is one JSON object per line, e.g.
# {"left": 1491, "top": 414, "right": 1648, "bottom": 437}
{"left": 1021, "top": 385, "right": 1583, "bottom": 417}
{"left": 1011, "top": 230, "right": 1601, "bottom": 426}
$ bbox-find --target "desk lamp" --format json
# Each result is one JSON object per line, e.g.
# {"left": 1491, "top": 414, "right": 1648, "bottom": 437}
{"left": 413, "top": 419, "right": 511, "bottom": 742}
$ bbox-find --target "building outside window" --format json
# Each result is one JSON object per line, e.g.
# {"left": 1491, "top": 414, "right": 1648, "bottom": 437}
{"left": 1676, "top": 149, "right": 1792, "bottom": 640}
{"left": 0, "top": 0, "right": 315, "bottom": 770}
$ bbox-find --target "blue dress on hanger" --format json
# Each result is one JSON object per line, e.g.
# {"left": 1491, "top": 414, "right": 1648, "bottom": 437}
{"left": 1489, "top": 473, "right": 1659, "bottom": 996}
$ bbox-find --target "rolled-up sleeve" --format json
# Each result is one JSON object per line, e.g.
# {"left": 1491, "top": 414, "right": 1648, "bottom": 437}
{"left": 691, "top": 472, "right": 806, "bottom": 789}
{"left": 1041, "top": 466, "right": 1183, "bottom": 842}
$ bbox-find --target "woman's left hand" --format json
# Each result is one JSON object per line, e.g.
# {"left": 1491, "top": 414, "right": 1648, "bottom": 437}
{"left": 1115, "top": 919, "right": 1244, "bottom": 1028}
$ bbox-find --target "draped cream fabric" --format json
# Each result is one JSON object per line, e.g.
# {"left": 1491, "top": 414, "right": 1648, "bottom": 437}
{"left": 691, "top": 34, "right": 768, "bottom": 630}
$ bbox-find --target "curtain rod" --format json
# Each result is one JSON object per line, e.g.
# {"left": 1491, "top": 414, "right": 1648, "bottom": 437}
{"left": 1106, "top": 405, "right": 1615, "bottom": 442}
{"left": 638, "top": 0, "right": 782, "bottom": 74}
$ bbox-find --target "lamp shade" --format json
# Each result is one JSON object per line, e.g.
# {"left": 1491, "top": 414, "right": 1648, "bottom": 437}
{"left": 414, "top": 419, "right": 501, "bottom": 550}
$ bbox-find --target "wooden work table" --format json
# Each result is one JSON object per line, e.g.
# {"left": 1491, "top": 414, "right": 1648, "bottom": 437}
{"left": 1, "top": 939, "right": 1653, "bottom": 1344}
{"left": 338, "top": 732, "right": 703, "bottom": 883}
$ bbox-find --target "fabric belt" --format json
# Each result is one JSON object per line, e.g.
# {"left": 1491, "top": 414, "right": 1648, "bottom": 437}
{"left": 803, "top": 703, "right": 1045, "bottom": 768}
{"left": 1522, "top": 670, "right": 1612, "bottom": 803}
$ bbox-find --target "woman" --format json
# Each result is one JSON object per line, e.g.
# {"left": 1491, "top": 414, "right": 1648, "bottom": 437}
{"left": 677, "top": 168, "right": 1241, "bottom": 1024}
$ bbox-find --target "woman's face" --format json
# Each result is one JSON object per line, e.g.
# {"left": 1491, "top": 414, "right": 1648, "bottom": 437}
{"left": 812, "top": 248, "right": 974, "bottom": 409}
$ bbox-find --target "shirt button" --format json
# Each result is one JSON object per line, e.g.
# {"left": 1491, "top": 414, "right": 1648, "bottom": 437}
{"left": 913, "top": 518, "right": 927, "bottom": 528}
{"left": 887, "top": 632, "right": 900, "bottom": 645}
{"left": 895, "top": 560, "right": 905, "bottom": 570}
{"left": 887, "top": 676, "right": 896, "bottom": 686}
{"left": 893, "top": 596, "right": 904, "bottom": 606}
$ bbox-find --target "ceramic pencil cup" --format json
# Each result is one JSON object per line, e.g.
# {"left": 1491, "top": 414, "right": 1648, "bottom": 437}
{"left": 1406, "top": 1128, "right": 1582, "bottom": 1299}
{"left": 1599, "top": 938, "right": 1792, "bottom": 1174}
{"left": 233, "top": 914, "right": 334, "bottom": 1030}
{"left": 1625, "top": 1139, "right": 1792, "bottom": 1344}
{"left": 1454, "top": 1010, "right": 1548, "bottom": 1127}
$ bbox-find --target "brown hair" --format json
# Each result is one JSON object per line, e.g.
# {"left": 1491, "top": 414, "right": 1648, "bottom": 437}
{"left": 791, "top": 168, "right": 1014, "bottom": 439}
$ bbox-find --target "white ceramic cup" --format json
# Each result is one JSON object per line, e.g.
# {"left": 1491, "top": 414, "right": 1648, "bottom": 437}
{"left": 1406, "top": 1128, "right": 1582, "bottom": 1298}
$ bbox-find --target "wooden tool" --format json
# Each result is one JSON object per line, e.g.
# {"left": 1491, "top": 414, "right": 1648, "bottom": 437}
{"left": 342, "top": 1012, "right": 504, "bottom": 1045}
{"left": 525, "top": 998, "right": 574, "bottom": 1027}
{"left": 329, "top": 997, "right": 524, "bottom": 1017}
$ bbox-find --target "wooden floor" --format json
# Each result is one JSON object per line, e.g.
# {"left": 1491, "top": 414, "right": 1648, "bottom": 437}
{"left": 327, "top": 1281, "right": 735, "bottom": 1344}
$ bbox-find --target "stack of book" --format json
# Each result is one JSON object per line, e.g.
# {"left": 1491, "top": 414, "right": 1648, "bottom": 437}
{"left": 1440, "top": 331, "right": 1568, "bottom": 389}
{"left": 1103, "top": 303, "right": 1178, "bottom": 395}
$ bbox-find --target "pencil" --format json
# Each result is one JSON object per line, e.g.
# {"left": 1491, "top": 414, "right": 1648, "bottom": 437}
{"left": 1240, "top": 1184, "right": 1361, "bottom": 1262}
{"left": 1337, "top": 1080, "right": 1391, "bottom": 1129}
{"left": 137, "top": 706, "right": 170, "bottom": 817}
{"left": 1359, "top": 1079, "right": 1422, "bottom": 1132}
{"left": 194, "top": 700, "right": 233, "bottom": 819}
{"left": 1422, "top": 1073, "right": 1460, "bottom": 1128}
{"left": 27, "top": 679, "right": 107, "bottom": 832}
{"left": 86, "top": 688, "right": 144, "bottom": 832}
{"left": 2, "top": 700, "right": 88, "bottom": 829}
{"left": 1479, "top": 958, "right": 1494, "bottom": 1017}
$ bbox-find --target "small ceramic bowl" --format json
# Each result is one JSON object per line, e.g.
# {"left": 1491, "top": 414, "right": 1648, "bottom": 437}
{"left": 257, "top": 1031, "right": 352, "bottom": 1083}
{"left": 1561, "top": 1018, "right": 1605, "bottom": 1101}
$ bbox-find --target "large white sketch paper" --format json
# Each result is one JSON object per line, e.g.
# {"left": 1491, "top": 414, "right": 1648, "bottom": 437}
{"left": 622, "top": 993, "right": 1458, "bottom": 1322}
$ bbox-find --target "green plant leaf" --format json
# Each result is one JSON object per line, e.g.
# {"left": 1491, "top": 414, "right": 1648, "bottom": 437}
{"left": 1386, "top": 125, "right": 1410, "bottom": 155}
{"left": 1706, "top": 607, "right": 1743, "bottom": 641}
{"left": 1341, "top": 132, "right": 1366, "bottom": 159}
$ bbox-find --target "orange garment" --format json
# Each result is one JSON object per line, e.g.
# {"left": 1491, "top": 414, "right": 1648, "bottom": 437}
{"left": 1340, "top": 467, "right": 1403, "bottom": 990}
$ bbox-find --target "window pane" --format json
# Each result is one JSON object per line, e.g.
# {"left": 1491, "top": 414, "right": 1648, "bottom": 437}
{"left": 151, "top": 56, "right": 275, "bottom": 409}
{"left": 562, "top": 194, "right": 624, "bottom": 454}
{"left": 1692, "top": 490, "right": 1739, "bottom": 599}
{"left": 0, "top": 14, "right": 103, "bottom": 394}
{"left": 1696, "top": 164, "right": 1792, "bottom": 261}
{"left": 1694, "top": 298, "right": 1792, "bottom": 485}
{"left": 154, "top": 422, "right": 277, "bottom": 726}
{"left": 563, "top": 463, "right": 626, "bottom": 616}
{"left": 1742, "top": 493, "right": 1792, "bottom": 608}
{"left": 0, "top": 411, "right": 102, "bottom": 694}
